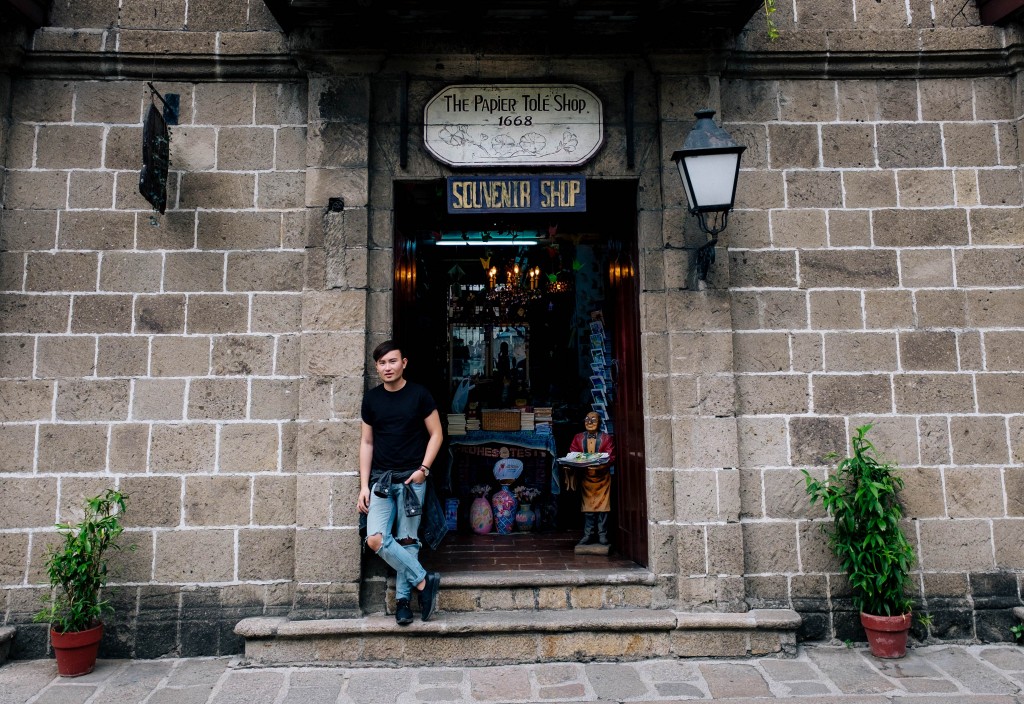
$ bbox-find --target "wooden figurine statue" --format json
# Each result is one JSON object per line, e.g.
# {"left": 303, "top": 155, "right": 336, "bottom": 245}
{"left": 567, "top": 411, "right": 615, "bottom": 546}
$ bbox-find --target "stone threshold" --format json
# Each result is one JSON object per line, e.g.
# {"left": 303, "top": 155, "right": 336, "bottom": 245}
{"left": 234, "top": 608, "right": 802, "bottom": 667}
{"left": 410, "top": 567, "right": 658, "bottom": 589}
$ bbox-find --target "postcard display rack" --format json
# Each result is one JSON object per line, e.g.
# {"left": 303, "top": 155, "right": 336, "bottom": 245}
{"left": 588, "top": 312, "right": 614, "bottom": 433}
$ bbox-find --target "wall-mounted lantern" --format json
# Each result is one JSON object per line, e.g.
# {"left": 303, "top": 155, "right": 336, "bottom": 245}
{"left": 671, "top": 109, "right": 746, "bottom": 284}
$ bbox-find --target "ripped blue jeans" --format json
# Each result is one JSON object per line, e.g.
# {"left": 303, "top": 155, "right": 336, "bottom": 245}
{"left": 366, "top": 480, "right": 427, "bottom": 601}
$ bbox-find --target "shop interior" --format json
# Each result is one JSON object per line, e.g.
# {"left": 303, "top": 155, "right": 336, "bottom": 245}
{"left": 392, "top": 179, "right": 646, "bottom": 571}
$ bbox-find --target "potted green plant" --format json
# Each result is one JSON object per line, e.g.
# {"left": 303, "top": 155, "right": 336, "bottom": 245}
{"left": 803, "top": 424, "right": 915, "bottom": 658}
{"left": 35, "top": 489, "right": 128, "bottom": 676}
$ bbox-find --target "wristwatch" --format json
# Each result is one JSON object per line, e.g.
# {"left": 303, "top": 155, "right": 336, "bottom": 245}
{"left": 419, "top": 465, "right": 430, "bottom": 476}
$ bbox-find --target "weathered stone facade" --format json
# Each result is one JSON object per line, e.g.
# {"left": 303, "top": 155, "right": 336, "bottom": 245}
{"left": 0, "top": 0, "right": 1021, "bottom": 659}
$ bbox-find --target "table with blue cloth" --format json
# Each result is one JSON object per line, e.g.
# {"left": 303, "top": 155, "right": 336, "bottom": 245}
{"left": 447, "top": 430, "right": 560, "bottom": 496}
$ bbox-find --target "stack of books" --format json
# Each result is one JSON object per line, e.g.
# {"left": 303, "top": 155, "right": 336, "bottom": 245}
{"left": 466, "top": 416, "right": 480, "bottom": 431}
{"left": 520, "top": 412, "right": 535, "bottom": 431}
{"left": 534, "top": 407, "right": 552, "bottom": 435}
{"left": 447, "top": 413, "right": 467, "bottom": 435}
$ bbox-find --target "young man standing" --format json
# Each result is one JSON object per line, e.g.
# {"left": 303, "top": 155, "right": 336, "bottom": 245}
{"left": 358, "top": 340, "right": 443, "bottom": 625}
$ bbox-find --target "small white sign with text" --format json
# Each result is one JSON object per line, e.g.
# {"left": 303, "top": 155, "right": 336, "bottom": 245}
{"left": 424, "top": 84, "right": 603, "bottom": 167}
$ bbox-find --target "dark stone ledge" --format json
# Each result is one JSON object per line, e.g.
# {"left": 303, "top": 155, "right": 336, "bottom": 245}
{"left": 16, "top": 51, "right": 303, "bottom": 81}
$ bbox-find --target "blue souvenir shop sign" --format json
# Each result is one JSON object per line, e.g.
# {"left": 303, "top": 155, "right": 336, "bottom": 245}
{"left": 447, "top": 175, "right": 586, "bottom": 214}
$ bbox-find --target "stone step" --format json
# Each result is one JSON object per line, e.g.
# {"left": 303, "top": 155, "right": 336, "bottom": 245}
{"left": 385, "top": 568, "right": 666, "bottom": 614}
{"left": 235, "top": 608, "right": 801, "bottom": 667}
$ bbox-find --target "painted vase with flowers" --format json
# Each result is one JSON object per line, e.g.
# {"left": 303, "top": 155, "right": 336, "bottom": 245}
{"left": 469, "top": 485, "right": 493, "bottom": 535}
{"left": 513, "top": 486, "right": 541, "bottom": 532}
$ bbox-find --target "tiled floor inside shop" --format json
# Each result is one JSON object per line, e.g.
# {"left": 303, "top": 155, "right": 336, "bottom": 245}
{"left": 422, "top": 531, "right": 639, "bottom": 571}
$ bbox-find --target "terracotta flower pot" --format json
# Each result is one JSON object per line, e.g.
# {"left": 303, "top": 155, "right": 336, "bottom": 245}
{"left": 860, "top": 611, "right": 912, "bottom": 659}
{"left": 51, "top": 623, "right": 103, "bottom": 677}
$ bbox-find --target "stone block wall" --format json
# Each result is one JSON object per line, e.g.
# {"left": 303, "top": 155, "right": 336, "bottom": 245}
{"left": 725, "top": 0, "right": 1024, "bottom": 643}
{"left": 0, "top": 0, "right": 329, "bottom": 659}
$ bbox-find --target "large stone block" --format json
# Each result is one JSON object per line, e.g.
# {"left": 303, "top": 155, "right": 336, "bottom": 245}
{"left": 132, "top": 379, "right": 186, "bottom": 421}
{"left": 217, "top": 127, "right": 275, "bottom": 170}
{"left": 297, "top": 421, "right": 360, "bottom": 473}
{"left": 778, "top": 80, "right": 838, "bottom": 122}
{"left": 897, "top": 169, "right": 955, "bottom": 207}
{"left": 120, "top": 476, "right": 182, "bottom": 528}
{"left": 808, "top": 290, "right": 862, "bottom": 331}
{"left": 108, "top": 423, "right": 149, "bottom": 473}
{"left": 99, "top": 252, "right": 163, "bottom": 293}
{"left": 0, "top": 210, "right": 58, "bottom": 251}
{"left": 899, "top": 467, "right": 946, "bottom": 518}
{"left": 4, "top": 170, "right": 68, "bottom": 210}
{"left": 194, "top": 82, "right": 255, "bottom": 125}
{"left": 789, "top": 416, "right": 845, "bottom": 466}
{"left": 767, "top": 124, "right": 819, "bottom": 169}
{"left": 894, "top": 373, "right": 974, "bottom": 413}
{"left": 728, "top": 250, "right": 797, "bottom": 288}
{"left": 134, "top": 294, "right": 186, "bottom": 334}
{"left": 742, "top": 521, "right": 799, "bottom": 573}
{"left": 58, "top": 211, "right": 135, "bottom": 250}
{"left": 170, "top": 127, "right": 217, "bottom": 171}
{"left": 37, "top": 423, "right": 108, "bottom": 472}
{"left": 0, "top": 294, "right": 69, "bottom": 333}
{"left": 822, "top": 332, "right": 898, "bottom": 371}
{"left": 799, "top": 249, "right": 897, "bottom": 288}
{"left": 0, "top": 380, "right": 53, "bottom": 421}
{"left": 185, "top": 475, "right": 252, "bottom": 526}
{"left": 293, "top": 528, "right": 359, "bottom": 583}
{"left": 155, "top": 530, "right": 235, "bottom": 582}
{"left": 301, "top": 290, "right": 367, "bottom": 332}
{"left": 915, "top": 289, "right": 966, "bottom": 328}
{"left": 842, "top": 170, "right": 897, "bottom": 208}
{"left": 838, "top": 80, "right": 917, "bottom": 122}
{"left": 251, "top": 379, "right": 299, "bottom": 421}
{"left": 137, "top": 210, "right": 197, "bottom": 250}
{"left": 977, "top": 169, "right": 1023, "bottom": 206}
{"left": 24, "top": 252, "right": 96, "bottom": 292}
{"left": 150, "top": 336, "right": 211, "bottom": 376}
{"left": 226, "top": 252, "right": 305, "bottom": 292}
{"left": 967, "top": 290, "right": 1024, "bottom": 327}
{"left": 251, "top": 293, "right": 302, "bottom": 333}
{"left": 258, "top": 172, "right": 305, "bottom": 210}
{"left": 36, "top": 125, "right": 104, "bottom": 169}
{"left": 900, "top": 331, "right": 958, "bottom": 370}
{"left": 36, "top": 335, "right": 95, "bottom": 377}
{"left": 179, "top": 173, "right": 255, "bottom": 209}
{"left": 212, "top": 335, "right": 275, "bottom": 376}
{"left": 239, "top": 529, "right": 295, "bottom": 580}
{"left": 736, "top": 374, "right": 808, "bottom": 415}
{"left": 944, "top": 467, "right": 1005, "bottom": 518}
{"left": 955, "top": 248, "right": 1024, "bottom": 287}
{"left": 0, "top": 478, "right": 58, "bottom": 529}
{"left": 827, "top": 209, "right": 871, "bottom": 247}
{"left": 187, "top": 294, "right": 250, "bottom": 334}
{"left": 255, "top": 83, "right": 308, "bottom": 126}
{"left": 149, "top": 423, "right": 216, "bottom": 473}
{"left": 976, "top": 373, "right": 1024, "bottom": 413}
{"left": 300, "top": 333, "right": 364, "bottom": 376}
{"left": 253, "top": 475, "right": 296, "bottom": 526}
{"left": 821, "top": 124, "right": 875, "bottom": 168}
{"left": 944, "top": 123, "right": 999, "bottom": 167}
{"left": 197, "top": 211, "right": 282, "bottom": 251}
{"left": 220, "top": 423, "right": 280, "bottom": 472}
{"left": 116, "top": 0, "right": 186, "bottom": 30}
{"left": 877, "top": 123, "right": 943, "bottom": 168}
{"left": 918, "top": 519, "right": 994, "bottom": 571}
{"left": 873, "top": 208, "right": 968, "bottom": 247}
{"left": 950, "top": 416, "right": 1009, "bottom": 465}
{"left": 56, "top": 379, "right": 130, "bottom": 421}
{"left": 11, "top": 79, "right": 73, "bottom": 122}
{"left": 900, "top": 249, "right": 954, "bottom": 287}
{"left": 163, "top": 250, "right": 224, "bottom": 290}
{"left": 0, "top": 534, "right": 29, "bottom": 584}
{"left": 188, "top": 379, "right": 248, "bottom": 420}
{"left": 0, "top": 424, "right": 36, "bottom": 473}
{"left": 813, "top": 374, "right": 891, "bottom": 414}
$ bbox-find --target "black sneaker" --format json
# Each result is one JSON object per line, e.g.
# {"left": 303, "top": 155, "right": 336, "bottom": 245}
{"left": 418, "top": 572, "right": 441, "bottom": 622}
{"left": 395, "top": 598, "right": 413, "bottom": 626}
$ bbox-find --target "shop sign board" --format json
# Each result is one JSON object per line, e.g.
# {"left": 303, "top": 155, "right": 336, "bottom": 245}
{"left": 447, "top": 175, "right": 586, "bottom": 214}
{"left": 424, "top": 84, "right": 603, "bottom": 167}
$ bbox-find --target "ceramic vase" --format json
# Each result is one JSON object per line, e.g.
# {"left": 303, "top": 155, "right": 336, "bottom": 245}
{"left": 469, "top": 497, "right": 493, "bottom": 535}
{"left": 491, "top": 487, "right": 518, "bottom": 534}
{"left": 514, "top": 503, "right": 536, "bottom": 532}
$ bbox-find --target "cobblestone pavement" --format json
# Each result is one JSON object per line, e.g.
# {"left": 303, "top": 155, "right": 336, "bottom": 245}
{"left": 1, "top": 644, "right": 1023, "bottom": 703}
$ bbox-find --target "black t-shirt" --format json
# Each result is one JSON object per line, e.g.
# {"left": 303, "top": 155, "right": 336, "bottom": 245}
{"left": 361, "top": 380, "right": 437, "bottom": 479}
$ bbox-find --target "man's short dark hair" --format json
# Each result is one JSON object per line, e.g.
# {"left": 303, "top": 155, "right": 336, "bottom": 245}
{"left": 372, "top": 340, "right": 404, "bottom": 362}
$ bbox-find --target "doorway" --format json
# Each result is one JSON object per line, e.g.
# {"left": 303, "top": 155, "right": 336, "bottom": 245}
{"left": 392, "top": 179, "right": 648, "bottom": 569}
